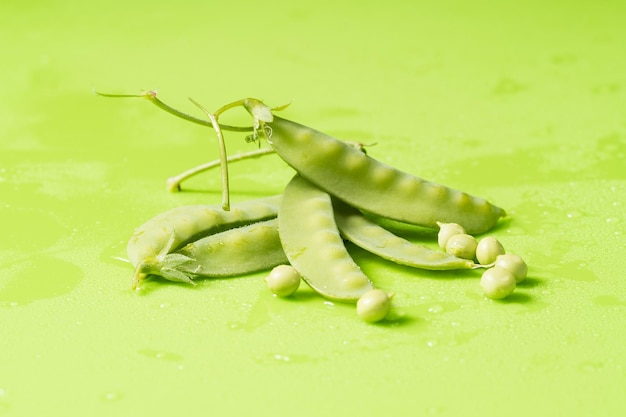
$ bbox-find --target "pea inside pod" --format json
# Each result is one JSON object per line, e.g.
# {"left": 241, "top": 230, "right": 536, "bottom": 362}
{"left": 278, "top": 175, "right": 374, "bottom": 302}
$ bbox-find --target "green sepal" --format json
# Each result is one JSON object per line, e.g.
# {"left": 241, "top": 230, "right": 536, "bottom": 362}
{"left": 159, "top": 267, "right": 196, "bottom": 286}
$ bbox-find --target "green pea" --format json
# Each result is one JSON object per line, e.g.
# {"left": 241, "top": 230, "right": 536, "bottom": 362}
{"left": 494, "top": 254, "right": 528, "bottom": 283}
{"left": 127, "top": 196, "right": 280, "bottom": 288}
{"left": 445, "top": 234, "right": 478, "bottom": 260}
{"left": 266, "top": 265, "right": 301, "bottom": 297}
{"left": 334, "top": 200, "right": 478, "bottom": 270}
{"left": 480, "top": 266, "right": 516, "bottom": 299}
{"left": 475, "top": 236, "right": 505, "bottom": 265}
{"left": 278, "top": 175, "right": 374, "bottom": 302}
{"left": 436, "top": 221, "right": 467, "bottom": 249}
{"left": 356, "top": 289, "right": 392, "bottom": 323}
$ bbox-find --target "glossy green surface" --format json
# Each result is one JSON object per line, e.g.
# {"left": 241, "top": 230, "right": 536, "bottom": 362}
{"left": 1, "top": 1, "right": 624, "bottom": 416}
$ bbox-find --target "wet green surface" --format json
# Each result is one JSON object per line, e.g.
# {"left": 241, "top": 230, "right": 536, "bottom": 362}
{"left": 1, "top": 0, "right": 625, "bottom": 416}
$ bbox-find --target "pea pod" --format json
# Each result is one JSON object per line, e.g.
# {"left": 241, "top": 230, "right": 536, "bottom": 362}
{"left": 278, "top": 175, "right": 374, "bottom": 302}
{"left": 137, "top": 219, "right": 287, "bottom": 284}
{"left": 128, "top": 196, "right": 280, "bottom": 288}
{"left": 333, "top": 200, "right": 479, "bottom": 270}
{"left": 234, "top": 98, "right": 503, "bottom": 233}
{"left": 262, "top": 113, "right": 504, "bottom": 234}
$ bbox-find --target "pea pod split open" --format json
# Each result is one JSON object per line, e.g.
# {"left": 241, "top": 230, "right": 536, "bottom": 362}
{"left": 136, "top": 219, "right": 288, "bottom": 285}
{"left": 127, "top": 196, "right": 280, "bottom": 288}
{"left": 333, "top": 199, "right": 480, "bottom": 270}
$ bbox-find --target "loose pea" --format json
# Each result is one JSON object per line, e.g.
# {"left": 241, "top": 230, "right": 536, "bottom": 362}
{"left": 266, "top": 265, "right": 301, "bottom": 297}
{"left": 475, "top": 236, "right": 505, "bottom": 265}
{"left": 480, "top": 266, "right": 516, "bottom": 299}
{"left": 495, "top": 254, "right": 528, "bottom": 283}
{"left": 445, "top": 234, "right": 478, "bottom": 260}
{"left": 356, "top": 289, "right": 392, "bottom": 323}
{"left": 436, "top": 222, "right": 466, "bottom": 249}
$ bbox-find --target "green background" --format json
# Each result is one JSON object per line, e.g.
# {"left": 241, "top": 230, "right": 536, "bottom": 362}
{"left": 1, "top": 0, "right": 624, "bottom": 416}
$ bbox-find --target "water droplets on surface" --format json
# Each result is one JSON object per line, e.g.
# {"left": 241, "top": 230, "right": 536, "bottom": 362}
{"left": 137, "top": 349, "right": 183, "bottom": 363}
{"left": 427, "top": 304, "right": 444, "bottom": 314}
{"left": 579, "top": 361, "right": 604, "bottom": 373}
{"left": 274, "top": 353, "right": 291, "bottom": 363}
{"left": 255, "top": 352, "right": 313, "bottom": 365}
{"left": 100, "top": 391, "right": 123, "bottom": 402}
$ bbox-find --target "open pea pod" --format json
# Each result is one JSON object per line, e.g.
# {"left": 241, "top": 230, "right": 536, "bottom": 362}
{"left": 137, "top": 219, "right": 287, "bottom": 285}
{"left": 333, "top": 199, "right": 481, "bottom": 270}
{"left": 127, "top": 195, "right": 280, "bottom": 288}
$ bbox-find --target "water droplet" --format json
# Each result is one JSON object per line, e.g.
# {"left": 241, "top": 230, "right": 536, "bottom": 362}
{"left": 101, "top": 391, "right": 123, "bottom": 402}
{"left": 255, "top": 352, "right": 313, "bottom": 365}
{"left": 274, "top": 354, "right": 290, "bottom": 362}
{"left": 137, "top": 349, "right": 183, "bottom": 362}
{"left": 566, "top": 211, "right": 583, "bottom": 219}
{"left": 505, "top": 226, "right": 526, "bottom": 235}
{"left": 427, "top": 406, "right": 445, "bottom": 415}
{"left": 579, "top": 361, "right": 604, "bottom": 373}
{"left": 428, "top": 304, "right": 444, "bottom": 314}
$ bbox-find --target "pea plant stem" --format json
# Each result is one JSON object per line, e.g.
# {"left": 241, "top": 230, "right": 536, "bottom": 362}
{"left": 166, "top": 148, "right": 276, "bottom": 192}
{"left": 189, "top": 98, "right": 231, "bottom": 210}
{"left": 95, "top": 90, "right": 253, "bottom": 132}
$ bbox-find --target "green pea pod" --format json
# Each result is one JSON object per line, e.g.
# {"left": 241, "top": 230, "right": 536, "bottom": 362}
{"left": 333, "top": 199, "right": 479, "bottom": 270}
{"left": 128, "top": 196, "right": 280, "bottom": 288}
{"left": 176, "top": 219, "right": 287, "bottom": 278}
{"left": 263, "top": 114, "right": 505, "bottom": 234}
{"left": 278, "top": 175, "right": 374, "bottom": 302}
{"left": 136, "top": 219, "right": 287, "bottom": 285}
